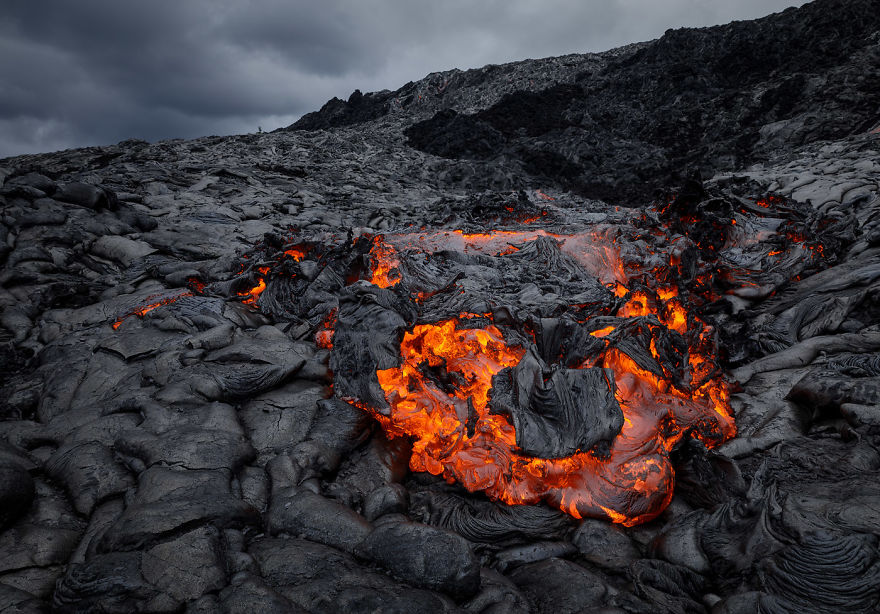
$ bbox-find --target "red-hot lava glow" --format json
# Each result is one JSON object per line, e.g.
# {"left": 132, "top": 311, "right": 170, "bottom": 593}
{"left": 221, "top": 193, "right": 828, "bottom": 524}
{"left": 352, "top": 227, "right": 739, "bottom": 525}
{"left": 284, "top": 247, "right": 308, "bottom": 261}
{"left": 370, "top": 310, "right": 733, "bottom": 525}
{"left": 238, "top": 278, "right": 266, "bottom": 305}
{"left": 590, "top": 326, "right": 616, "bottom": 338}
{"left": 368, "top": 239, "right": 402, "bottom": 288}
{"left": 315, "top": 308, "right": 337, "bottom": 349}
{"left": 112, "top": 293, "right": 192, "bottom": 329}
{"left": 372, "top": 296, "right": 734, "bottom": 525}
{"left": 366, "top": 229, "right": 629, "bottom": 285}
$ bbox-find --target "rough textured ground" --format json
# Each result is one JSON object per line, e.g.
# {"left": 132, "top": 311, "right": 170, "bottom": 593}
{"left": 1, "top": 0, "right": 880, "bottom": 612}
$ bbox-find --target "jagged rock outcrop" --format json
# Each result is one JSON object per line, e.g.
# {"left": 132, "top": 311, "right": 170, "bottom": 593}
{"left": 294, "top": 0, "right": 880, "bottom": 205}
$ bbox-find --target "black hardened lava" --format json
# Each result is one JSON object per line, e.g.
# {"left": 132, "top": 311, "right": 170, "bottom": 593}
{"left": 296, "top": 0, "right": 880, "bottom": 205}
{"left": 2, "top": 0, "right": 880, "bottom": 612}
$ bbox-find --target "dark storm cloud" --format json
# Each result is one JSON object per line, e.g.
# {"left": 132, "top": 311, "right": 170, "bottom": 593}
{"left": 0, "top": 0, "right": 806, "bottom": 158}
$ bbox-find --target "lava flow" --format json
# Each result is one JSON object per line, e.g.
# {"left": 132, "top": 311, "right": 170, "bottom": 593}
{"left": 111, "top": 292, "right": 192, "bottom": 329}
{"left": 223, "top": 192, "right": 833, "bottom": 525}
{"left": 364, "top": 236, "right": 735, "bottom": 525}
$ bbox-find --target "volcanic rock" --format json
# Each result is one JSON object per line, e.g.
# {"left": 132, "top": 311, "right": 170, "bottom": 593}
{"left": 1, "top": 0, "right": 880, "bottom": 611}
{"left": 571, "top": 518, "right": 641, "bottom": 571}
{"left": 507, "top": 558, "right": 608, "bottom": 613}
{"left": 0, "top": 456, "right": 34, "bottom": 530}
{"left": 330, "top": 430, "right": 411, "bottom": 508}
{"left": 461, "top": 568, "right": 531, "bottom": 614}
{"left": 208, "top": 573, "right": 305, "bottom": 614}
{"left": 250, "top": 537, "right": 457, "bottom": 613}
{"left": 410, "top": 489, "right": 573, "bottom": 543}
{"left": 363, "top": 483, "right": 409, "bottom": 522}
{"left": 239, "top": 380, "right": 325, "bottom": 462}
{"left": 95, "top": 467, "right": 260, "bottom": 553}
{"left": 393, "top": 0, "right": 880, "bottom": 205}
{"left": 493, "top": 541, "right": 578, "bottom": 572}
{"left": 356, "top": 520, "right": 481, "bottom": 598}
{"left": 44, "top": 441, "right": 134, "bottom": 516}
{"left": 52, "top": 552, "right": 163, "bottom": 613}
{"left": 54, "top": 182, "right": 117, "bottom": 210}
{"left": 626, "top": 559, "right": 707, "bottom": 614}
{"left": 265, "top": 488, "right": 373, "bottom": 554}
{"left": 329, "top": 282, "right": 415, "bottom": 412}
{"left": 0, "top": 582, "right": 47, "bottom": 614}
{"left": 489, "top": 353, "right": 623, "bottom": 458}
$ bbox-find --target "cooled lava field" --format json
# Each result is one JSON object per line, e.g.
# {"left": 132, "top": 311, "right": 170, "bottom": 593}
{"left": 1, "top": 0, "right": 880, "bottom": 612}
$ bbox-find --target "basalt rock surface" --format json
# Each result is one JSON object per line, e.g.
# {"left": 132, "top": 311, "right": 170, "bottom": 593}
{"left": 1, "top": 0, "right": 880, "bottom": 612}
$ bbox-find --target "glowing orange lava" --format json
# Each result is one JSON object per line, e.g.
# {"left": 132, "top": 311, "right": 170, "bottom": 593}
{"left": 590, "top": 326, "right": 616, "bottom": 338}
{"left": 284, "top": 247, "right": 307, "bottom": 261}
{"left": 368, "top": 239, "right": 402, "bottom": 288}
{"left": 315, "top": 308, "right": 337, "bottom": 349}
{"left": 371, "top": 314, "right": 734, "bottom": 525}
{"left": 111, "top": 293, "right": 192, "bottom": 329}
{"left": 238, "top": 278, "right": 266, "bottom": 305}
{"left": 233, "top": 204, "right": 815, "bottom": 524}
{"left": 350, "top": 223, "right": 741, "bottom": 524}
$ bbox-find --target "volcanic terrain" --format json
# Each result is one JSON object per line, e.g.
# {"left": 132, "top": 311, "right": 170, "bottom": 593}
{"left": 1, "top": 0, "right": 880, "bottom": 612}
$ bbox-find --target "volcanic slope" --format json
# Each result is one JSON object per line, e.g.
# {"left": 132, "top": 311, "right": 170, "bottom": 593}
{"left": 1, "top": 0, "right": 880, "bottom": 612}
{"left": 293, "top": 0, "right": 880, "bottom": 205}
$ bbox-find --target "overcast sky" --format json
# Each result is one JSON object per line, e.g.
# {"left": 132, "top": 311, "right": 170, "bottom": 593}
{"left": 0, "top": 0, "right": 807, "bottom": 159}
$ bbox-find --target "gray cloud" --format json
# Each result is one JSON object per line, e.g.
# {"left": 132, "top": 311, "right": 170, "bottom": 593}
{"left": 0, "top": 0, "right": 807, "bottom": 158}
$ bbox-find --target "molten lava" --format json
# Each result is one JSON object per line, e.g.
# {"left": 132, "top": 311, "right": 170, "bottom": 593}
{"left": 340, "top": 217, "right": 744, "bottom": 524}
{"left": 217, "top": 192, "right": 833, "bottom": 525}
{"left": 238, "top": 278, "right": 266, "bottom": 305}
{"left": 367, "top": 281, "right": 734, "bottom": 525}
{"left": 284, "top": 247, "right": 308, "bottom": 261}
{"left": 111, "top": 293, "right": 192, "bottom": 329}
{"left": 315, "top": 308, "right": 337, "bottom": 350}
{"left": 368, "top": 238, "right": 402, "bottom": 288}
{"left": 376, "top": 320, "right": 524, "bottom": 472}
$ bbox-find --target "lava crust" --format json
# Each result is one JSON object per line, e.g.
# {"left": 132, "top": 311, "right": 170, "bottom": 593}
{"left": 2, "top": 0, "right": 880, "bottom": 612}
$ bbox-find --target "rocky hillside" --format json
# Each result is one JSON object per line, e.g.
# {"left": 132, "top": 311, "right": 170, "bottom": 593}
{"left": 293, "top": 0, "right": 880, "bottom": 204}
